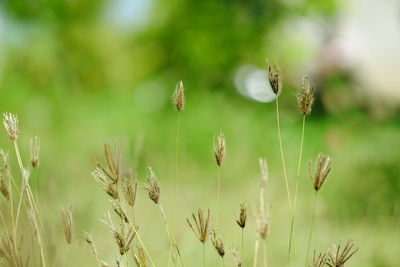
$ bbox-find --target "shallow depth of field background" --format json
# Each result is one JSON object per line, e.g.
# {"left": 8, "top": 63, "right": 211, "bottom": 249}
{"left": 0, "top": 0, "right": 399, "bottom": 266}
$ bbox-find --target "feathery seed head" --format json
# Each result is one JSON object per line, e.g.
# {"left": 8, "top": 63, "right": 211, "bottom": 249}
{"left": 83, "top": 231, "right": 98, "bottom": 256}
{"left": 172, "top": 80, "right": 185, "bottom": 111}
{"left": 312, "top": 250, "right": 328, "bottom": 267}
{"left": 0, "top": 175, "right": 9, "bottom": 201}
{"left": 111, "top": 200, "right": 129, "bottom": 223}
{"left": 92, "top": 167, "right": 119, "bottom": 200}
{"left": 213, "top": 131, "right": 225, "bottom": 166}
{"left": 144, "top": 167, "right": 160, "bottom": 204}
{"left": 133, "top": 245, "right": 148, "bottom": 267}
{"left": 309, "top": 153, "right": 332, "bottom": 191}
{"left": 104, "top": 141, "right": 121, "bottom": 184}
{"left": 3, "top": 113, "right": 19, "bottom": 141}
{"left": 121, "top": 168, "right": 138, "bottom": 207}
{"left": 187, "top": 208, "right": 211, "bottom": 244}
{"left": 266, "top": 60, "right": 282, "bottom": 95}
{"left": 297, "top": 75, "right": 315, "bottom": 115}
{"left": 30, "top": 136, "right": 40, "bottom": 168}
{"left": 61, "top": 206, "right": 73, "bottom": 244}
{"left": 236, "top": 202, "right": 247, "bottom": 228}
{"left": 327, "top": 239, "right": 358, "bottom": 267}
{"left": 211, "top": 229, "right": 225, "bottom": 258}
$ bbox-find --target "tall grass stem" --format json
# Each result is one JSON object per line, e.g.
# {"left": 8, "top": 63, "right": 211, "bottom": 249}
{"left": 305, "top": 192, "right": 318, "bottom": 266}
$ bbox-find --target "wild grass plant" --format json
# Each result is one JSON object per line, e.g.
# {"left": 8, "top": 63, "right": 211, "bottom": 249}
{"left": 0, "top": 61, "right": 360, "bottom": 267}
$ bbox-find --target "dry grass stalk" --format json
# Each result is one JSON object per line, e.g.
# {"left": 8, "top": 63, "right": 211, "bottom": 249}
{"left": 213, "top": 131, "right": 225, "bottom": 167}
{"left": 30, "top": 136, "right": 40, "bottom": 168}
{"left": 211, "top": 229, "right": 225, "bottom": 258}
{"left": 0, "top": 235, "right": 28, "bottom": 267}
{"left": 187, "top": 208, "right": 211, "bottom": 244}
{"left": 83, "top": 231, "right": 103, "bottom": 267}
{"left": 172, "top": 80, "right": 185, "bottom": 111}
{"left": 104, "top": 141, "right": 121, "bottom": 184}
{"left": 297, "top": 75, "right": 315, "bottom": 115}
{"left": 327, "top": 239, "right": 359, "bottom": 267}
{"left": 309, "top": 153, "right": 332, "bottom": 191}
{"left": 60, "top": 206, "right": 73, "bottom": 244}
{"left": 133, "top": 245, "right": 148, "bottom": 267}
{"left": 236, "top": 202, "right": 247, "bottom": 228}
{"left": 312, "top": 250, "right": 328, "bottom": 267}
{"left": 232, "top": 248, "right": 242, "bottom": 267}
{"left": 92, "top": 167, "right": 119, "bottom": 200}
{"left": 111, "top": 200, "right": 129, "bottom": 223}
{"left": 121, "top": 168, "right": 137, "bottom": 207}
{"left": 143, "top": 168, "right": 160, "bottom": 204}
{"left": 266, "top": 60, "right": 281, "bottom": 95}
{"left": 3, "top": 113, "right": 19, "bottom": 141}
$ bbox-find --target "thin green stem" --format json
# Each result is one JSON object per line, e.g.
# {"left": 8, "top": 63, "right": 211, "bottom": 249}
{"left": 275, "top": 98, "right": 293, "bottom": 215}
{"left": 203, "top": 243, "right": 205, "bottom": 267}
{"left": 216, "top": 167, "right": 221, "bottom": 228}
{"left": 263, "top": 240, "right": 267, "bottom": 267}
{"left": 289, "top": 115, "right": 306, "bottom": 266}
{"left": 222, "top": 257, "right": 225, "bottom": 267}
{"left": 241, "top": 228, "right": 244, "bottom": 261}
{"left": 34, "top": 168, "right": 39, "bottom": 207}
{"left": 305, "top": 192, "right": 318, "bottom": 267}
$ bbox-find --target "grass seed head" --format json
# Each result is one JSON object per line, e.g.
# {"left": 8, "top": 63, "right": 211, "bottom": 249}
{"left": 3, "top": 113, "right": 19, "bottom": 141}
{"left": 187, "top": 208, "right": 211, "bottom": 244}
{"left": 266, "top": 60, "right": 282, "bottom": 95}
{"left": 0, "top": 172, "right": 10, "bottom": 201}
{"left": 83, "top": 231, "right": 98, "bottom": 256}
{"left": 61, "top": 206, "right": 73, "bottom": 244}
{"left": 30, "top": 136, "right": 40, "bottom": 168}
{"left": 312, "top": 250, "right": 328, "bottom": 267}
{"left": 213, "top": 131, "right": 225, "bottom": 166}
{"left": 172, "top": 80, "right": 185, "bottom": 111}
{"left": 211, "top": 229, "right": 225, "bottom": 258}
{"left": 327, "top": 239, "right": 359, "bottom": 267}
{"left": 259, "top": 158, "right": 268, "bottom": 188}
{"left": 236, "top": 202, "right": 247, "bottom": 228}
{"left": 297, "top": 75, "right": 315, "bottom": 115}
{"left": 122, "top": 168, "right": 138, "bottom": 207}
{"left": 309, "top": 153, "right": 332, "bottom": 191}
{"left": 143, "top": 167, "right": 160, "bottom": 204}
{"left": 104, "top": 141, "right": 121, "bottom": 184}
{"left": 92, "top": 167, "right": 119, "bottom": 200}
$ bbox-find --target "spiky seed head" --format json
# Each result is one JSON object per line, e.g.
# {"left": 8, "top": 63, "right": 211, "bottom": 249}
{"left": 213, "top": 131, "right": 225, "bottom": 166}
{"left": 111, "top": 200, "right": 129, "bottom": 223}
{"left": 104, "top": 141, "right": 121, "bottom": 184}
{"left": 232, "top": 248, "right": 242, "bottom": 267}
{"left": 121, "top": 168, "right": 138, "bottom": 207}
{"left": 312, "top": 250, "right": 328, "bottom": 267}
{"left": 297, "top": 75, "right": 315, "bottom": 115}
{"left": 3, "top": 113, "right": 19, "bottom": 141}
{"left": 172, "top": 80, "right": 185, "bottom": 111}
{"left": 143, "top": 167, "right": 160, "bottom": 204}
{"left": 187, "top": 208, "right": 211, "bottom": 244}
{"left": 30, "top": 136, "right": 40, "bottom": 168}
{"left": 133, "top": 245, "right": 148, "bottom": 267}
{"left": 92, "top": 167, "right": 119, "bottom": 200}
{"left": 61, "top": 206, "right": 73, "bottom": 244}
{"left": 309, "top": 153, "right": 332, "bottom": 191}
{"left": 236, "top": 202, "right": 247, "bottom": 228}
{"left": 327, "top": 239, "right": 359, "bottom": 267}
{"left": 0, "top": 173, "right": 10, "bottom": 201}
{"left": 266, "top": 60, "right": 282, "bottom": 95}
{"left": 211, "top": 229, "right": 225, "bottom": 258}
{"left": 83, "top": 231, "right": 98, "bottom": 256}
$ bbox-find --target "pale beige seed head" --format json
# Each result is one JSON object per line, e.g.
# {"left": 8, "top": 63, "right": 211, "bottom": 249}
{"left": 0, "top": 150, "right": 11, "bottom": 180}
{"left": 111, "top": 200, "right": 129, "bottom": 223}
{"left": 232, "top": 248, "right": 242, "bottom": 267}
{"left": 211, "top": 229, "right": 225, "bottom": 258}
{"left": 143, "top": 167, "right": 160, "bottom": 204}
{"left": 297, "top": 75, "right": 315, "bottom": 115}
{"left": 312, "top": 250, "right": 328, "bottom": 267}
{"left": 92, "top": 167, "right": 119, "bottom": 200}
{"left": 187, "top": 208, "right": 211, "bottom": 244}
{"left": 236, "top": 202, "right": 247, "bottom": 228}
{"left": 327, "top": 239, "right": 359, "bottom": 267}
{"left": 213, "top": 131, "right": 225, "bottom": 166}
{"left": 266, "top": 60, "right": 282, "bottom": 95}
{"left": 121, "top": 168, "right": 138, "bottom": 207}
{"left": 309, "top": 153, "right": 332, "bottom": 191}
{"left": 259, "top": 158, "right": 268, "bottom": 187}
{"left": 61, "top": 206, "right": 73, "bottom": 244}
{"left": 30, "top": 136, "right": 40, "bottom": 168}
{"left": 3, "top": 113, "right": 19, "bottom": 141}
{"left": 104, "top": 141, "right": 121, "bottom": 184}
{"left": 83, "top": 231, "right": 98, "bottom": 256}
{"left": 172, "top": 80, "right": 185, "bottom": 111}
{"left": 0, "top": 171, "right": 10, "bottom": 201}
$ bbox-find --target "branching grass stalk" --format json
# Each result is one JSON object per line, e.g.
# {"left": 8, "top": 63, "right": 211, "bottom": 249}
{"left": 116, "top": 201, "right": 156, "bottom": 267}
{"left": 305, "top": 191, "right": 318, "bottom": 267}
{"left": 289, "top": 115, "right": 306, "bottom": 265}
{"left": 13, "top": 140, "right": 46, "bottom": 267}
{"left": 216, "top": 167, "right": 221, "bottom": 228}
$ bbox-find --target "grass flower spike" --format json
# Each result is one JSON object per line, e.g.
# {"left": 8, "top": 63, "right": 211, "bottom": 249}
{"left": 143, "top": 167, "right": 160, "bottom": 204}
{"left": 61, "top": 206, "right": 73, "bottom": 244}
{"left": 297, "top": 75, "right": 315, "bottom": 115}
{"left": 3, "top": 113, "right": 19, "bottom": 141}
{"left": 309, "top": 153, "right": 332, "bottom": 192}
{"left": 266, "top": 60, "right": 281, "bottom": 95}
{"left": 327, "top": 239, "right": 359, "bottom": 267}
{"left": 173, "top": 80, "right": 185, "bottom": 111}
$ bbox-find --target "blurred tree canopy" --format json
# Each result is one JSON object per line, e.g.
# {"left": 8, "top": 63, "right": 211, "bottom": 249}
{"left": 0, "top": 0, "right": 337, "bottom": 94}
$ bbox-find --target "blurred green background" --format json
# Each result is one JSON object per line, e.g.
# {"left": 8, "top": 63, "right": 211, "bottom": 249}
{"left": 0, "top": 0, "right": 399, "bottom": 266}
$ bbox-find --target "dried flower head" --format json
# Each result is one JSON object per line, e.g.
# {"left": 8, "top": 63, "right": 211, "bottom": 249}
{"left": 232, "top": 248, "right": 242, "bottom": 267}
{"left": 172, "top": 80, "right": 185, "bottom": 111}
{"left": 213, "top": 131, "right": 225, "bottom": 166}
{"left": 236, "top": 202, "right": 247, "bottom": 228}
{"left": 111, "top": 200, "right": 129, "bottom": 223}
{"left": 297, "top": 75, "right": 315, "bottom": 115}
{"left": 30, "top": 136, "right": 40, "bottom": 168}
{"left": 143, "top": 167, "right": 160, "bottom": 204}
{"left": 0, "top": 150, "right": 11, "bottom": 181}
{"left": 61, "top": 206, "right": 73, "bottom": 244}
{"left": 211, "top": 229, "right": 225, "bottom": 258}
{"left": 92, "top": 167, "right": 119, "bottom": 200}
{"left": 266, "top": 60, "right": 282, "bottom": 95}
{"left": 327, "top": 239, "right": 359, "bottom": 267}
{"left": 0, "top": 172, "right": 10, "bottom": 201}
{"left": 104, "top": 141, "right": 121, "bottom": 184}
{"left": 121, "top": 168, "right": 138, "bottom": 207}
{"left": 256, "top": 203, "right": 271, "bottom": 240}
{"left": 83, "top": 231, "right": 98, "bottom": 256}
{"left": 187, "top": 208, "right": 211, "bottom": 244}
{"left": 133, "top": 245, "right": 148, "bottom": 267}
{"left": 309, "top": 153, "right": 332, "bottom": 191}
{"left": 3, "top": 113, "right": 19, "bottom": 141}
{"left": 312, "top": 250, "right": 328, "bottom": 267}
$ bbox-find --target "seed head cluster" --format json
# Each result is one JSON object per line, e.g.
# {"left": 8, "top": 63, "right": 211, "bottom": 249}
{"left": 297, "top": 75, "right": 315, "bottom": 115}
{"left": 266, "top": 60, "right": 282, "bottom": 95}
{"left": 213, "top": 131, "right": 225, "bottom": 166}
{"left": 211, "top": 229, "right": 225, "bottom": 258}
{"left": 3, "top": 113, "right": 19, "bottom": 141}
{"left": 172, "top": 80, "right": 185, "bottom": 111}
{"left": 236, "top": 202, "right": 247, "bottom": 228}
{"left": 60, "top": 206, "right": 73, "bottom": 244}
{"left": 143, "top": 167, "right": 160, "bottom": 204}
{"left": 187, "top": 208, "right": 211, "bottom": 244}
{"left": 309, "top": 153, "right": 332, "bottom": 191}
